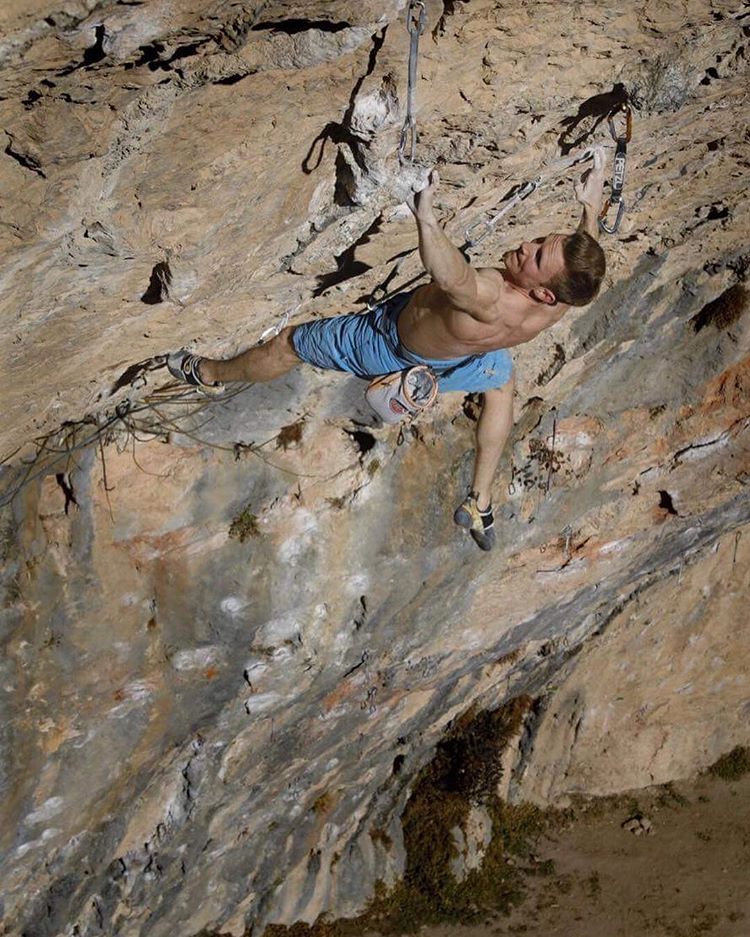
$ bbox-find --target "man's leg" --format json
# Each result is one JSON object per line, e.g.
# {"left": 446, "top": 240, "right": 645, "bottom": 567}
{"left": 454, "top": 375, "right": 514, "bottom": 551}
{"left": 197, "top": 327, "right": 302, "bottom": 385}
{"left": 471, "top": 376, "right": 515, "bottom": 510}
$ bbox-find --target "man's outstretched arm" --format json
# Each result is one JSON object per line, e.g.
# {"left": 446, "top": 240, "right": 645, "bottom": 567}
{"left": 574, "top": 147, "right": 606, "bottom": 239}
{"left": 409, "top": 170, "right": 500, "bottom": 320}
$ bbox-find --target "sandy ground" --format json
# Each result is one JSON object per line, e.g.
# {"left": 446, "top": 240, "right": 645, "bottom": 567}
{"left": 427, "top": 772, "right": 750, "bottom": 937}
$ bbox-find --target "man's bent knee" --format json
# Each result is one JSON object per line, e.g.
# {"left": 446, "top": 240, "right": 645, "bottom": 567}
{"left": 271, "top": 325, "right": 303, "bottom": 365}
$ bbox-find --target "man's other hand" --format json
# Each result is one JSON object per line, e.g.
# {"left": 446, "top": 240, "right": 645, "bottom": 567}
{"left": 574, "top": 146, "right": 606, "bottom": 212}
{"left": 408, "top": 168, "right": 439, "bottom": 219}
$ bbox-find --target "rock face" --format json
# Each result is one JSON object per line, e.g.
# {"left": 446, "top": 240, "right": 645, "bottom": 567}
{"left": 0, "top": 1, "right": 748, "bottom": 935}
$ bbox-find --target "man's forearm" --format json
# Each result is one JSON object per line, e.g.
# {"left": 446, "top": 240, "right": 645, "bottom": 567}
{"left": 416, "top": 212, "right": 472, "bottom": 290}
{"left": 578, "top": 204, "right": 600, "bottom": 239}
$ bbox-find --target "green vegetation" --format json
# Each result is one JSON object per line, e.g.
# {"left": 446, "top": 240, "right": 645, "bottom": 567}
{"left": 311, "top": 791, "right": 337, "bottom": 815}
{"left": 261, "top": 696, "right": 557, "bottom": 937}
{"left": 586, "top": 871, "right": 601, "bottom": 898}
{"left": 707, "top": 746, "right": 750, "bottom": 782}
{"left": 276, "top": 419, "right": 305, "bottom": 450}
{"left": 657, "top": 782, "right": 689, "bottom": 809}
{"left": 228, "top": 506, "right": 260, "bottom": 542}
{"left": 201, "top": 734, "right": 750, "bottom": 937}
{"left": 691, "top": 283, "right": 748, "bottom": 333}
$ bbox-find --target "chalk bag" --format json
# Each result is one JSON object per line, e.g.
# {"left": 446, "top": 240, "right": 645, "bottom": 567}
{"left": 365, "top": 365, "right": 439, "bottom": 424}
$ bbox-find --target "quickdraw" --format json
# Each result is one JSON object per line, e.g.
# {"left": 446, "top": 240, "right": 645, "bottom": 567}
{"left": 398, "top": 0, "right": 426, "bottom": 164}
{"left": 464, "top": 178, "right": 541, "bottom": 248}
{"left": 464, "top": 146, "right": 600, "bottom": 248}
{"left": 367, "top": 144, "right": 604, "bottom": 310}
{"left": 598, "top": 103, "right": 632, "bottom": 235}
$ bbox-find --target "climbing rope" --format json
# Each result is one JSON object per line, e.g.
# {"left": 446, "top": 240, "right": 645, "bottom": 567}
{"left": 398, "top": 0, "right": 426, "bottom": 165}
{"left": 598, "top": 102, "right": 632, "bottom": 235}
{"left": 0, "top": 374, "right": 350, "bottom": 508}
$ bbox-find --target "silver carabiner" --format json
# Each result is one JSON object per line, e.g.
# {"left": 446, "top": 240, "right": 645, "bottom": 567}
{"left": 398, "top": 2, "right": 426, "bottom": 164}
{"left": 599, "top": 103, "right": 631, "bottom": 235}
{"left": 464, "top": 178, "right": 540, "bottom": 247}
{"left": 406, "top": 0, "right": 426, "bottom": 34}
{"left": 398, "top": 117, "right": 417, "bottom": 165}
{"left": 598, "top": 198, "right": 626, "bottom": 234}
{"left": 464, "top": 218, "right": 494, "bottom": 247}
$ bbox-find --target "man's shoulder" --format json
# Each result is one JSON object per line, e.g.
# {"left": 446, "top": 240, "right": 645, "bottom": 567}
{"left": 475, "top": 266, "right": 506, "bottom": 286}
{"left": 470, "top": 267, "right": 510, "bottom": 317}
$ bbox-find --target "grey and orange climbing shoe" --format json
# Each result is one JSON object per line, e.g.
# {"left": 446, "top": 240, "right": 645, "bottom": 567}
{"left": 166, "top": 349, "right": 225, "bottom": 396}
{"left": 454, "top": 491, "right": 496, "bottom": 552}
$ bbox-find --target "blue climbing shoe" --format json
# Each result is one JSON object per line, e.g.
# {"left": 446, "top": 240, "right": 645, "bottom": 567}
{"left": 166, "top": 349, "right": 225, "bottom": 396}
{"left": 454, "top": 491, "right": 496, "bottom": 551}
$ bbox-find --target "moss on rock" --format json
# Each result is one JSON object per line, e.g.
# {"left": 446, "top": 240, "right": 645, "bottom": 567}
{"left": 707, "top": 746, "right": 750, "bottom": 782}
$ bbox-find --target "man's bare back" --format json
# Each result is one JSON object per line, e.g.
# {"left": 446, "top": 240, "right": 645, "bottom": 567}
{"left": 400, "top": 175, "right": 585, "bottom": 360}
{"left": 398, "top": 259, "right": 568, "bottom": 361}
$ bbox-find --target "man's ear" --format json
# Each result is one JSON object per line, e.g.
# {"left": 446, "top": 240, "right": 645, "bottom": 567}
{"left": 530, "top": 286, "right": 557, "bottom": 305}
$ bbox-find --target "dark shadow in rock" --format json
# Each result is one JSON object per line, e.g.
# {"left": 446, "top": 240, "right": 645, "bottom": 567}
{"left": 58, "top": 24, "right": 107, "bottom": 75}
{"left": 4, "top": 141, "right": 46, "bottom": 177}
{"left": 333, "top": 147, "right": 359, "bottom": 206}
{"left": 302, "top": 121, "right": 347, "bottom": 174}
{"left": 251, "top": 19, "right": 351, "bottom": 35}
{"left": 557, "top": 83, "right": 629, "bottom": 155}
{"left": 313, "top": 217, "right": 381, "bottom": 295}
{"left": 536, "top": 343, "right": 566, "bottom": 387}
{"left": 23, "top": 89, "right": 43, "bottom": 108}
{"left": 133, "top": 39, "right": 206, "bottom": 72}
{"left": 141, "top": 261, "right": 171, "bottom": 304}
{"left": 691, "top": 284, "right": 748, "bottom": 333}
{"left": 658, "top": 490, "right": 679, "bottom": 515}
{"left": 301, "top": 27, "right": 386, "bottom": 179}
{"left": 55, "top": 472, "right": 78, "bottom": 514}
{"left": 213, "top": 73, "right": 250, "bottom": 85}
{"left": 344, "top": 428, "right": 376, "bottom": 458}
{"left": 110, "top": 358, "right": 160, "bottom": 395}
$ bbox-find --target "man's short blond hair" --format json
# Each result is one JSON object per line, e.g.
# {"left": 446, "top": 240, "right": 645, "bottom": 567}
{"left": 546, "top": 231, "right": 606, "bottom": 306}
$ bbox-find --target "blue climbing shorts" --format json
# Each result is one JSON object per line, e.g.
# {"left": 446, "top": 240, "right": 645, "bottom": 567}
{"left": 291, "top": 291, "right": 513, "bottom": 393}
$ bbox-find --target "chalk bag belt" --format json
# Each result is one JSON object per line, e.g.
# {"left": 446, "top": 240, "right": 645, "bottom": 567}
{"left": 599, "top": 103, "right": 632, "bottom": 235}
{"left": 398, "top": 0, "right": 426, "bottom": 165}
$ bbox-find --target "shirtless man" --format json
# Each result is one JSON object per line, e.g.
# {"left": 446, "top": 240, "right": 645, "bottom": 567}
{"left": 168, "top": 156, "right": 606, "bottom": 550}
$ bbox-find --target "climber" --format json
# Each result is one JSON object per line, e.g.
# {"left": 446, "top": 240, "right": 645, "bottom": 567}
{"left": 168, "top": 155, "right": 606, "bottom": 551}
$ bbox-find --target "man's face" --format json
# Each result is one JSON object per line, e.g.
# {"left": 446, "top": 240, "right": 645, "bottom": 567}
{"left": 502, "top": 233, "right": 567, "bottom": 292}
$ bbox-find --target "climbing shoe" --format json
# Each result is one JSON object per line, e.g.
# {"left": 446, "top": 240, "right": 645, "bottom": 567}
{"left": 166, "top": 349, "right": 225, "bottom": 396}
{"left": 454, "top": 491, "right": 496, "bottom": 552}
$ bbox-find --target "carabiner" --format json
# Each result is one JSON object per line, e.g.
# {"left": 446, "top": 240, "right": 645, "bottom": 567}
{"left": 599, "top": 103, "right": 631, "bottom": 235}
{"left": 607, "top": 103, "right": 632, "bottom": 144}
{"left": 464, "top": 217, "right": 494, "bottom": 248}
{"left": 464, "top": 178, "right": 540, "bottom": 247}
{"left": 598, "top": 197, "right": 626, "bottom": 234}
{"left": 406, "top": 0, "right": 426, "bottom": 35}
{"left": 398, "top": 2, "right": 426, "bottom": 164}
{"left": 398, "top": 117, "right": 417, "bottom": 165}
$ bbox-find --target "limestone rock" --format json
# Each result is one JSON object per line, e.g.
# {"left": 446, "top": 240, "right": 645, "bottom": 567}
{"left": 0, "top": 1, "right": 749, "bottom": 935}
{"left": 622, "top": 814, "right": 654, "bottom": 836}
{"left": 449, "top": 805, "right": 494, "bottom": 882}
